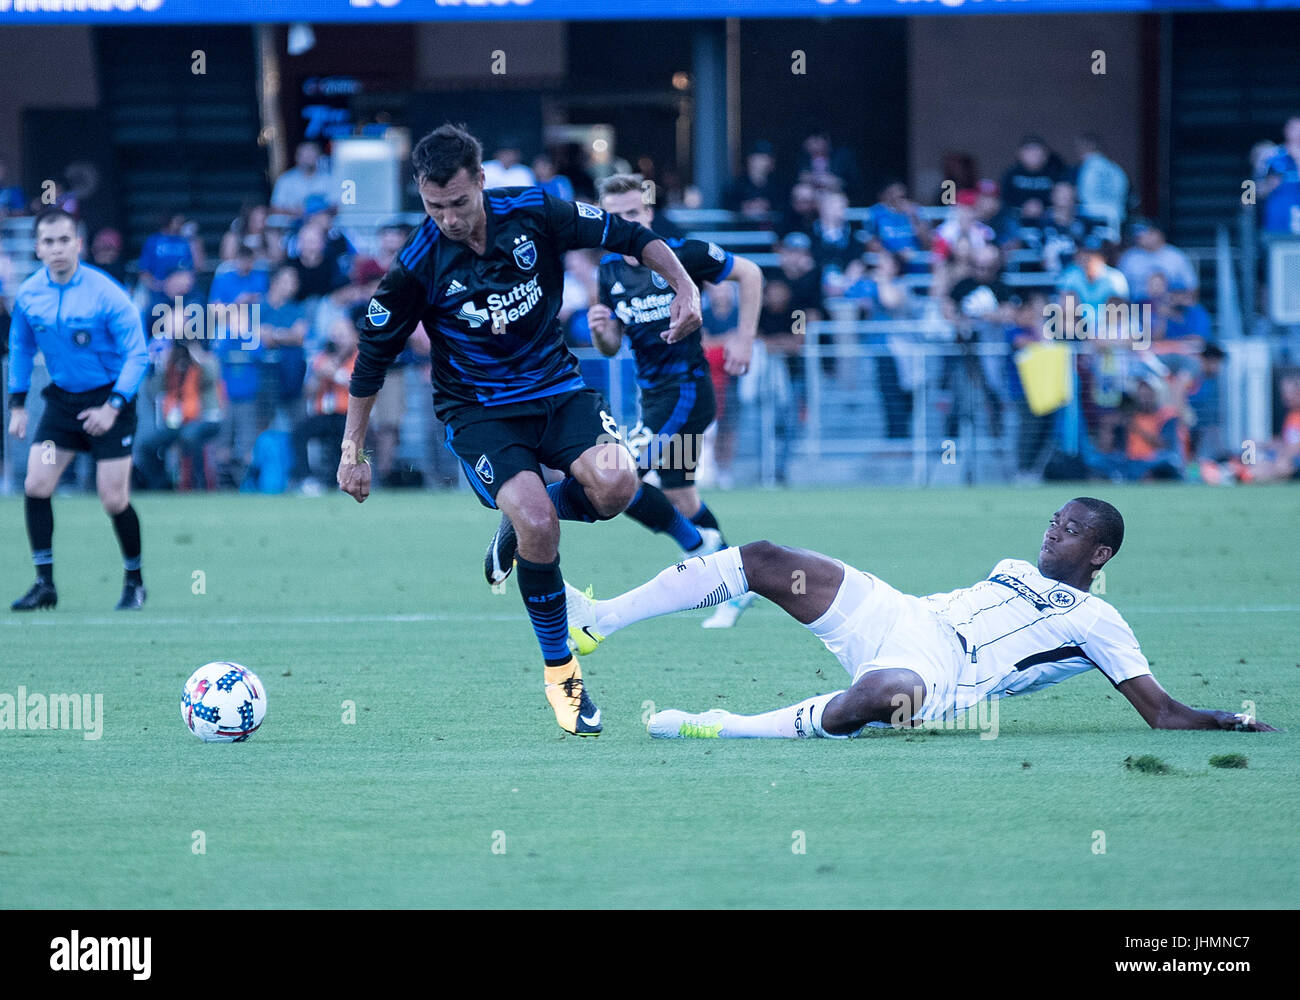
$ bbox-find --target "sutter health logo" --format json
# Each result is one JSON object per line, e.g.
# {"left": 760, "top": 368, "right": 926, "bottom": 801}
{"left": 50, "top": 931, "right": 151, "bottom": 980}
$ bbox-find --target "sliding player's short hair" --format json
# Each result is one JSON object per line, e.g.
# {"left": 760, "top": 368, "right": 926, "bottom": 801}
{"left": 1072, "top": 497, "right": 1124, "bottom": 557}
{"left": 412, "top": 124, "right": 483, "bottom": 187}
{"left": 597, "top": 173, "right": 645, "bottom": 200}
{"left": 33, "top": 208, "right": 77, "bottom": 238}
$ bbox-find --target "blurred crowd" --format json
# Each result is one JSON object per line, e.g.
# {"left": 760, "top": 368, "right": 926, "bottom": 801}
{"left": 2, "top": 119, "right": 1299, "bottom": 492}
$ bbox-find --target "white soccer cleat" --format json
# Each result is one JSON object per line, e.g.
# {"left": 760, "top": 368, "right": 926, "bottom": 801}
{"left": 564, "top": 582, "right": 605, "bottom": 656}
{"left": 647, "top": 708, "right": 731, "bottom": 739}
{"left": 702, "top": 591, "right": 757, "bottom": 629}
{"left": 685, "top": 527, "right": 726, "bottom": 559}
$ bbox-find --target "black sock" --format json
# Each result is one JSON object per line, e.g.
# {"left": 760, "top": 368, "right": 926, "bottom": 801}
{"left": 515, "top": 555, "right": 570, "bottom": 666}
{"left": 26, "top": 495, "right": 53, "bottom": 584}
{"left": 624, "top": 484, "right": 702, "bottom": 550}
{"left": 691, "top": 502, "right": 721, "bottom": 532}
{"left": 545, "top": 477, "right": 602, "bottom": 523}
{"left": 111, "top": 505, "right": 143, "bottom": 585}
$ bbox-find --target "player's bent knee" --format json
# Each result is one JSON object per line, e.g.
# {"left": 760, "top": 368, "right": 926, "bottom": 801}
{"left": 834, "top": 669, "right": 928, "bottom": 730}
{"left": 737, "top": 540, "right": 785, "bottom": 593}
{"left": 24, "top": 477, "right": 55, "bottom": 499}
{"left": 587, "top": 466, "right": 637, "bottom": 519}
{"left": 100, "top": 492, "right": 129, "bottom": 516}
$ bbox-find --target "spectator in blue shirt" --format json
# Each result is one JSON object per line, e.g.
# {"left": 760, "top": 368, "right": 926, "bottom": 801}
{"left": 533, "top": 153, "right": 575, "bottom": 202}
{"left": 6, "top": 209, "right": 149, "bottom": 611}
{"left": 1261, "top": 116, "right": 1300, "bottom": 235}
{"left": 209, "top": 245, "right": 269, "bottom": 307}
{"left": 138, "top": 212, "right": 206, "bottom": 298}
{"left": 864, "top": 181, "right": 930, "bottom": 268}
{"left": 0, "top": 157, "right": 25, "bottom": 217}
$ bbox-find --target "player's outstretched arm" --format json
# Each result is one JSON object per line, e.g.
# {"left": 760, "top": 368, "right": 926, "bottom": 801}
{"left": 1118, "top": 675, "right": 1276, "bottom": 731}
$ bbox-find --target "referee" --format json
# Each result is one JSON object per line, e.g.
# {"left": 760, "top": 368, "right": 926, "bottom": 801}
{"left": 7, "top": 208, "right": 149, "bottom": 611}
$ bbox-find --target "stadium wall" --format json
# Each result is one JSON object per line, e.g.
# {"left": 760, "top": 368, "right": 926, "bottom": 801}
{"left": 907, "top": 13, "right": 1143, "bottom": 203}
{"left": 0, "top": 25, "right": 98, "bottom": 179}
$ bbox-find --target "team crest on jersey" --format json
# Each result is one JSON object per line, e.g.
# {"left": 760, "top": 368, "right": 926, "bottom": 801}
{"left": 73, "top": 330, "right": 91, "bottom": 347}
{"left": 457, "top": 301, "right": 491, "bottom": 328}
{"left": 512, "top": 236, "right": 537, "bottom": 271}
{"left": 367, "top": 298, "right": 391, "bottom": 327}
{"left": 707, "top": 241, "right": 726, "bottom": 262}
{"left": 1047, "top": 589, "right": 1077, "bottom": 608}
{"left": 474, "top": 455, "right": 494, "bottom": 484}
{"left": 651, "top": 271, "right": 669, "bottom": 289}
{"left": 576, "top": 202, "right": 603, "bottom": 220}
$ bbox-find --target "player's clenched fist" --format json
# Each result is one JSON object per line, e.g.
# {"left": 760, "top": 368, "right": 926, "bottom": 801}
{"left": 337, "top": 451, "right": 371, "bottom": 503}
{"left": 8, "top": 408, "right": 27, "bottom": 440}
{"left": 587, "top": 303, "right": 615, "bottom": 338}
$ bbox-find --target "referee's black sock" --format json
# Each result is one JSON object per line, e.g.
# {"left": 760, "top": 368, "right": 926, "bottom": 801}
{"left": 624, "top": 484, "right": 703, "bottom": 551}
{"left": 515, "top": 555, "right": 570, "bottom": 666}
{"left": 110, "top": 504, "right": 143, "bottom": 585}
{"left": 25, "top": 495, "right": 54, "bottom": 585}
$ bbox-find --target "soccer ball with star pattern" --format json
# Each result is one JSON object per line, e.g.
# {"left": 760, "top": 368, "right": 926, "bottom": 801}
{"left": 181, "top": 662, "right": 267, "bottom": 743}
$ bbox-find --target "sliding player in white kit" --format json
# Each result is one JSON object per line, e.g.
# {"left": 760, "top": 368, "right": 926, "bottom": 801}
{"left": 564, "top": 498, "right": 1276, "bottom": 737}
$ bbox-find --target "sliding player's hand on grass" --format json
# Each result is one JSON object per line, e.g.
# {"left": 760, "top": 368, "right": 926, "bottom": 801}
{"left": 1215, "top": 711, "right": 1277, "bottom": 732}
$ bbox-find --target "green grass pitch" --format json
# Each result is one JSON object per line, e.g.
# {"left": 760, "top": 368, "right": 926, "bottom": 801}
{"left": 1, "top": 484, "right": 1296, "bottom": 909}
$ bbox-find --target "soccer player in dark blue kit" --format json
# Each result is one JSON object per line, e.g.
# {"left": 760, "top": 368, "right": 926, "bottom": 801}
{"left": 7, "top": 209, "right": 149, "bottom": 611}
{"left": 588, "top": 173, "right": 763, "bottom": 629}
{"left": 337, "top": 124, "right": 702, "bottom": 736}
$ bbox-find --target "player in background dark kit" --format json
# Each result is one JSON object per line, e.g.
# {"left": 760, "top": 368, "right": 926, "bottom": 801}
{"left": 7, "top": 209, "right": 149, "bottom": 611}
{"left": 338, "top": 124, "right": 702, "bottom": 737}
{"left": 589, "top": 173, "right": 763, "bottom": 630}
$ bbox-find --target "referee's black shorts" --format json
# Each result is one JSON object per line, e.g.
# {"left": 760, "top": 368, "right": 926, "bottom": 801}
{"left": 442, "top": 387, "right": 625, "bottom": 509}
{"left": 635, "top": 371, "right": 717, "bottom": 489}
{"left": 32, "top": 382, "right": 138, "bottom": 461}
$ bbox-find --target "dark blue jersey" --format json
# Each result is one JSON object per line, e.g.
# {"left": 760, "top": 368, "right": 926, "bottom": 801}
{"left": 351, "top": 186, "right": 656, "bottom": 421}
{"left": 598, "top": 238, "right": 733, "bottom": 391}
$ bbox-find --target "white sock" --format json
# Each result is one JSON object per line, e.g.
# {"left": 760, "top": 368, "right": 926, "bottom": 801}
{"left": 720, "top": 691, "right": 849, "bottom": 739}
{"left": 594, "top": 547, "right": 748, "bottom": 635}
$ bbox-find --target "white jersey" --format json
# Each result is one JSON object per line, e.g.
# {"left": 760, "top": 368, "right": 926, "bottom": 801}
{"left": 921, "top": 558, "right": 1151, "bottom": 704}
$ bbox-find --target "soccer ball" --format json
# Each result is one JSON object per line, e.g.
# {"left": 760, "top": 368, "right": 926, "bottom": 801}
{"left": 181, "top": 662, "right": 267, "bottom": 743}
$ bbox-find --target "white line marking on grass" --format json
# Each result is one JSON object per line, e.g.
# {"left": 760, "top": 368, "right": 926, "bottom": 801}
{"left": 3, "top": 606, "right": 1297, "bottom": 629}
{"left": 2, "top": 612, "right": 524, "bottom": 627}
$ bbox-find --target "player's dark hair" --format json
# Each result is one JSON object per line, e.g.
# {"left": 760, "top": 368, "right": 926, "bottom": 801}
{"left": 1072, "top": 497, "right": 1124, "bottom": 557}
{"left": 33, "top": 208, "right": 77, "bottom": 238}
{"left": 598, "top": 173, "right": 644, "bottom": 199}
{"left": 412, "top": 123, "right": 483, "bottom": 187}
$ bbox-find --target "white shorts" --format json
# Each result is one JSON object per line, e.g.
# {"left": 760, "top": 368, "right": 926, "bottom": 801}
{"left": 807, "top": 563, "right": 966, "bottom": 723}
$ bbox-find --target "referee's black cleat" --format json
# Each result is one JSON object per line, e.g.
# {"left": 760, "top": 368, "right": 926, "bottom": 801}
{"left": 115, "top": 580, "right": 147, "bottom": 611}
{"left": 484, "top": 513, "right": 518, "bottom": 586}
{"left": 12, "top": 580, "right": 57, "bottom": 612}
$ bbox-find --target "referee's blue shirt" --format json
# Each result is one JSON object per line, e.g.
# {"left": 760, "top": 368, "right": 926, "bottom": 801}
{"left": 7, "top": 262, "right": 148, "bottom": 402}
